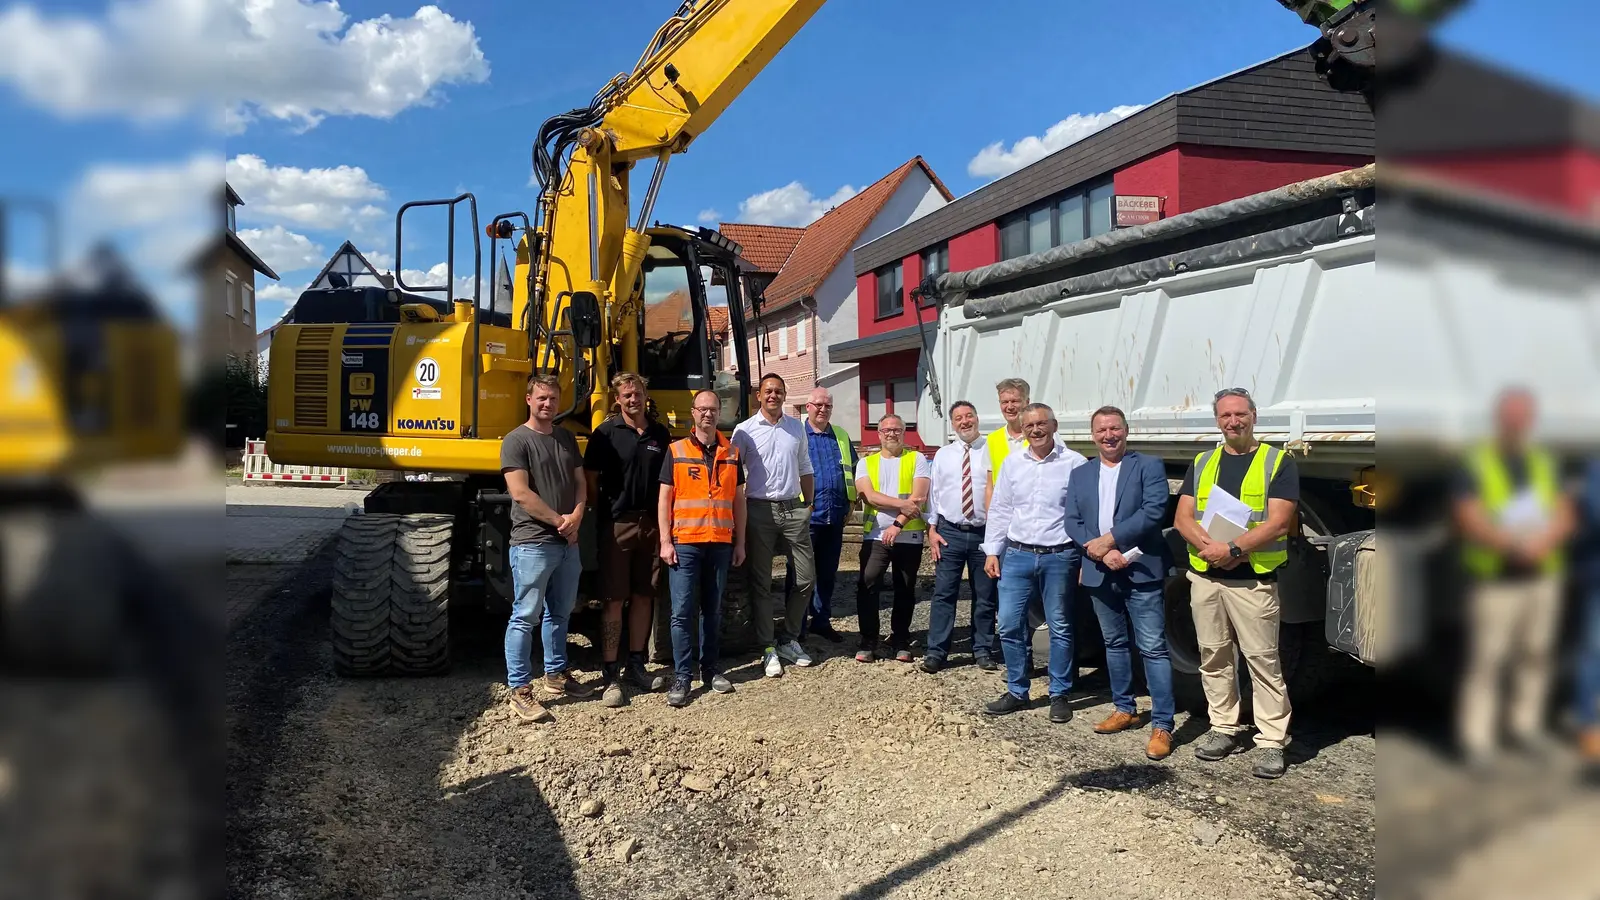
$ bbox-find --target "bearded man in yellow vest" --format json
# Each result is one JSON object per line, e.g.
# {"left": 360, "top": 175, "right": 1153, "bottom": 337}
{"left": 1452, "top": 386, "right": 1575, "bottom": 766}
{"left": 852, "top": 413, "right": 932, "bottom": 663}
{"left": 985, "top": 378, "right": 1032, "bottom": 499}
{"left": 1174, "top": 387, "right": 1300, "bottom": 780}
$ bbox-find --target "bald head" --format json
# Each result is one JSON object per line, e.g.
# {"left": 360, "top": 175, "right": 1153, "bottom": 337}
{"left": 806, "top": 387, "right": 834, "bottom": 430}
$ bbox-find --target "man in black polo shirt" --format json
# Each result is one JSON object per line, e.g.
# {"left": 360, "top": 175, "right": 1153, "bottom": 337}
{"left": 584, "top": 372, "right": 673, "bottom": 706}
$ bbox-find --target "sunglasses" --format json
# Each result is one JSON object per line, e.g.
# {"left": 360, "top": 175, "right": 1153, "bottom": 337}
{"left": 1214, "top": 387, "right": 1251, "bottom": 399}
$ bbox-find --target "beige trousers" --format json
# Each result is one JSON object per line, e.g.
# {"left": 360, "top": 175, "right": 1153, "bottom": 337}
{"left": 1457, "top": 574, "right": 1564, "bottom": 755}
{"left": 1187, "top": 571, "right": 1292, "bottom": 749}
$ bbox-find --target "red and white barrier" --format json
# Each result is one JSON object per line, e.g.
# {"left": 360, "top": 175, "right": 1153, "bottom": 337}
{"left": 242, "top": 438, "right": 348, "bottom": 485}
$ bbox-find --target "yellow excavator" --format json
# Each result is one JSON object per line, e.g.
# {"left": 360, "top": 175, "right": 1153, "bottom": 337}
{"left": 261, "top": 0, "right": 1447, "bottom": 676}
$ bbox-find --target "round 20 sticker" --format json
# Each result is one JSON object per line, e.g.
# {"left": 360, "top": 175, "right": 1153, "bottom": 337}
{"left": 415, "top": 358, "right": 439, "bottom": 386}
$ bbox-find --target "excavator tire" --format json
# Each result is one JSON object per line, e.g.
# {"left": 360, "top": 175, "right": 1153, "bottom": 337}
{"left": 330, "top": 512, "right": 453, "bottom": 677}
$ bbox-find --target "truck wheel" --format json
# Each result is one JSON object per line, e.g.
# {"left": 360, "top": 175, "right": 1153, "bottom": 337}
{"left": 331, "top": 512, "right": 453, "bottom": 677}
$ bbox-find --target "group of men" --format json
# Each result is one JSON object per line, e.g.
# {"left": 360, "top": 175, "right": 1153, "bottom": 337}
{"left": 497, "top": 369, "right": 1303, "bottom": 780}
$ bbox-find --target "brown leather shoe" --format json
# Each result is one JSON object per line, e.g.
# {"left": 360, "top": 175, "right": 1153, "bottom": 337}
{"left": 1146, "top": 728, "right": 1174, "bottom": 761}
{"left": 544, "top": 670, "right": 595, "bottom": 699}
{"left": 1580, "top": 728, "right": 1600, "bottom": 763}
{"left": 1094, "top": 709, "right": 1141, "bottom": 734}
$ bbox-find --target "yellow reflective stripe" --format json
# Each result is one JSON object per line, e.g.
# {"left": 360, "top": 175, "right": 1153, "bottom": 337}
{"left": 832, "top": 425, "right": 858, "bottom": 503}
{"left": 863, "top": 451, "right": 926, "bottom": 530}
{"left": 676, "top": 499, "right": 734, "bottom": 511}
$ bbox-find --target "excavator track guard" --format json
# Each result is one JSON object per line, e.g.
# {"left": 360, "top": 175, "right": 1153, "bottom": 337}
{"left": 330, "top": 512, "right": 454, "bottom": 676}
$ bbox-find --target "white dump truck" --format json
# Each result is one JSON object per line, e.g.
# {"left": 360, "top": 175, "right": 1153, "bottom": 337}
{"left": 913, "top": 163, "right": 1600, "bottom": 695}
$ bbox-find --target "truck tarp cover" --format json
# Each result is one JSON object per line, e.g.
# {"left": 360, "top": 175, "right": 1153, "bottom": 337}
{"left": 935, "top": 164, "right": 1376, "bottom": 320}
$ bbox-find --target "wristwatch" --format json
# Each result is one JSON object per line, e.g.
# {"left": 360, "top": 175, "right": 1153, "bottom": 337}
{"left": 1227, "top": 541, "right": 1242, "bottom": 559}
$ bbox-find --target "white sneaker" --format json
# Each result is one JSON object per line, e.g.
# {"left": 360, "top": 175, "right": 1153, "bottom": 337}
{"left": 763, "top": 649, "right": 784, "bottom": 678}
{"left": 778, "top": 640, "right": 814, "bottom": 667}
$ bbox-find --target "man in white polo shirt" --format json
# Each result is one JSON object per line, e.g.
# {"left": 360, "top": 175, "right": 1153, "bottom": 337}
{"left": 981, "top": 402, "right": 1088, "bottom": 722}
{"left": 731, "top": 373, "right": 817, "bottom": 678}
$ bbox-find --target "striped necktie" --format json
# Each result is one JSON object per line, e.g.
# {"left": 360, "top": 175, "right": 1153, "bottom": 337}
{"left": 961, "top": 444, "right": 975, "bottom": 520}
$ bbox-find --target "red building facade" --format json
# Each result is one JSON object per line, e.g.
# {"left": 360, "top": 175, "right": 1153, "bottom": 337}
{"left": 831, "top": 45, "right": 1374, "bottom": 449}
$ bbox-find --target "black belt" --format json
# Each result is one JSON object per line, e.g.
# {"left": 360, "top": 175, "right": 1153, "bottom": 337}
{"left": 1008, "top": 539, "right": 1072, "bottom": 554}
{"left": 938, "top": 521, "right": 984, "bottom": 534}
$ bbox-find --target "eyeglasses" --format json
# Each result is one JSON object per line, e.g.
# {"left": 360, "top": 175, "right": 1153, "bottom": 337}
{"left": 809, "top": 403, "right": 833, "bottom": 409}
{"left": 878, "top": 428, "right": 904, "bottom": 435}
{"left": 692, "top": 407, "right": 719, "bottom": 414}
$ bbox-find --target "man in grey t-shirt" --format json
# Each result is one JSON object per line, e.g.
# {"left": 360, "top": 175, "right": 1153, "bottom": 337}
{"left": 501, "top": 374, "right": 595, "bottom": 721}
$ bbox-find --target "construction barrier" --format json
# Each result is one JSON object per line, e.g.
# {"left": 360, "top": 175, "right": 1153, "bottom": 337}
{"left": 242, "top": 438, "right": 349, "bottom": 485}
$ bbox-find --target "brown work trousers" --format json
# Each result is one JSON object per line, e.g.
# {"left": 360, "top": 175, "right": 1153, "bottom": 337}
{"left": 1457, "top": 574, "right": 1564, "bottom": 756}
{"left": 1187, "top": 570, "right": 1292, "bottom": 749}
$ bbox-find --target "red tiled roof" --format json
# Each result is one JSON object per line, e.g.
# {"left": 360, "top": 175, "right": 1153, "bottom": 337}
{"left": 643, "top": 291, "right": 731, "bottom": 338}
{"left": 707, "top": 306, "right": 730, "bottom": 337}
{"left": 717, "top": 223, "right": 804, "bottom": 273}
{"left": 756, "top": 156, "right": 951, "bottom": 316}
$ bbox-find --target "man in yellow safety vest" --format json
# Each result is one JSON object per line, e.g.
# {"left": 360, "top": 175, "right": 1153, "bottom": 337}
{"left": 852, "top": 413, "right": 931, "bottom": 664}
{"left": 985, "top": 378, "right": 1031, "bottom": 499}
{"left": 1174, "top": 387, "right": 1300, "bottom": 780}
{"left": 1452, "top": 386, "right": 1575, "bottom": 767}
{"left": 791, "top": 387, "right": 859, "bottom": 643}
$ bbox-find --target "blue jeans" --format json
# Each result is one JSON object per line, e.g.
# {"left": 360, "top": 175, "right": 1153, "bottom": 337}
{"left": 792, "top": 520, "right": 845, "bottom": 635}
{"left": 1090, "top": 580, "right": 1175, "bottom": 732}
{"left": 668, "top": 542, "right": 732, "bottom": 682}
{"left": 505, "top": 541, "right": 582, "bottom": 688}
{"left": 1576, "top": 586, "right": 1600, "bottom": 728}
{"left": 997, "top": 545, "right": 1079, "bottom": 699}
{"left": 927, "top": 523, "right": 998, "bottom": 663}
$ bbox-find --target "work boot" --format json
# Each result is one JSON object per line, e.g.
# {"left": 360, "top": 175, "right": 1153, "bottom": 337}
{"left": 1252, "top": 748, "right": 1288, "bottom": 779}
{"left": 508, "top": 685, "right": 552, "bottom": 722}
{"left": 543, "top": 670, "right": 595, "bottom": 699}
{"left": 628, "top": 658, "right": 665, "bottom": 693}
{"left": 975, "top": 656, "right": 1002, "bottom": 672}
{"left": 1193, "top": 729, "right": 1249, "bottom": 761}
{"left": 1049, "top": 695, "right": 1072, "bottom": 724}
{"left": 1094, "top": 710, "right": 1141, "bottom": 734}
{"left": 1147, "top": 728, "right": 1174, "bottom": 761}
{"left": 601, "top": 680, "right": 626, "bottom": 708}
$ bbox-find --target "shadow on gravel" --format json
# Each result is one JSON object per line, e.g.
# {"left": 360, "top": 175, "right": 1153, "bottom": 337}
{"left": 840, "top": 769, "right": 1092, "bottom": 900}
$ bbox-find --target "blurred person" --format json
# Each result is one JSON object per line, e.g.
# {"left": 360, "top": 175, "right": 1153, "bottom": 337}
{"left": 985, "top": 378, "right": 1031, "bottom": 493}
{"left": 502, "top": 374, "right": 596, "bottom": 722}
{"left": 786, "top": 386, "right": 858, "bottom": 643}
{"left": 1174, "top": 387, "right": 1299, "bottom": 779}
{"left": 731, "top": 373, "right": 817, "bottom": 677}
{"left": 658, "top": 389, "right": 747, "bottom": 707}
{"left": 1578, "top": 454, "right": 1600, "bottom": 767}
{"left": 1453, "top": 387, "right": 1576, "bottom": 765}
{"left": 981, "top": 403, "right": 1087, "bottom": 720}
{"left": 924, "top": 400, "right": 1001, "bottom": 672}
{"left": 852, "top": 414, "right": 931, "bottom": 663}
{"left": 584, "top": 372, "right": 671, "bottom": 707}
{"left": 1065, "top": 406, "right": 1177, "bottom": 760}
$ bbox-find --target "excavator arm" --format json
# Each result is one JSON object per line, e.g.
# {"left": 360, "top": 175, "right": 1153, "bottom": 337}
{"left": 514, "top": 0, "right": 825, "bottom": 431}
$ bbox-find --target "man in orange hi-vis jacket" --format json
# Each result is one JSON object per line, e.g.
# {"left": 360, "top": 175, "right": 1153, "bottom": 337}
{"left": 658, "top": 389, "right": 748, "bottom": 708}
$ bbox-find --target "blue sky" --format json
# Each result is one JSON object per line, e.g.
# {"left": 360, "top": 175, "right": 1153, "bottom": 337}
{"left": 0, "top": 0, "right": 1593, "bottom": 334}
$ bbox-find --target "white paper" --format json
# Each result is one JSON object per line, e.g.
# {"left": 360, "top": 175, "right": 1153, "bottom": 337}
{"left": 1200, "top": 486, "right": 1252, "bottom": 542}
{"left": 1497, "top": 488, "right": 1548, "bottom": 530}
{"left": 1121, "top": 547, "right": 1144, "bottom": 563}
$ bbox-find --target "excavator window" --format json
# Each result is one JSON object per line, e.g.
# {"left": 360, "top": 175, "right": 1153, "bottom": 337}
{"left": 638, "top": 239, "right": 717, "bottom": 392}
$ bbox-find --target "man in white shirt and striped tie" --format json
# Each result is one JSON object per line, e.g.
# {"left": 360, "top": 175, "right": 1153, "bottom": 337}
{"left": 923, "top": 401, "right": 1000, "bottom": 673}
{"left": 981, "top": 402, "right": 1089, "bottom": 721}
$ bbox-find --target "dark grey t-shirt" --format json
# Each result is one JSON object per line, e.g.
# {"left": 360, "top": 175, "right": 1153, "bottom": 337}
{"left": 500, "top": 424, "right": 583, "bottom": 546}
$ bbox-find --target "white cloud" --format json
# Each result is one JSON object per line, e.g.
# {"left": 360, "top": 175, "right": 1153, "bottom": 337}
{"left": 258, "top": 282, "right": 302, "bottom": 304}
{"left": 237, "top": 225, "right": 323, "bottom": 274}
{"left": 0, "top": 0, "right": 491, "bottom": 132}
{"left": 73, "top": 152, "right": 220, "bottom": 230}
{"left": 225, "top": 153, "right": 387, "bottom": 232}
{"left": 734, "top": 182, "right": 858, "bottom": 227}
{"left": 696, "top": 208, "right": 721, "bottom": 225}
{"left": 365, "top": 250, "right": 394, "bottom": 271}
{"left": 967, "top": 105, "right": 1146, "bottom": 180}
{"left": 400, "top": 263, "right": 479, "bottom": 302}
{"left": 1, "top": 261, "right": 49, "bottom": 297}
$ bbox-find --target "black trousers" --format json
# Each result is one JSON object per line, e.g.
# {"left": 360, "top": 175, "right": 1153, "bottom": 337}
{"left": 856, "top": 539, "right": 923, "bottom": 649}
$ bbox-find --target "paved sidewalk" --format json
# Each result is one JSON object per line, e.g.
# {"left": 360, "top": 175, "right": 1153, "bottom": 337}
{"left": 225, "top": 484, "right": 369, "bottom": 565}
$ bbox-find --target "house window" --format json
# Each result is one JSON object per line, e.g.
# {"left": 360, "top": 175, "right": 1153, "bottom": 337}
{"left": 890, "top": 378, "right": 918, "bottom": 427}
{"left": 242, "top": 283, "right": 254, "bottom": 326}
{"left": 866, "top": 382, "right": 887, "bottom": 423}
{"left": 918, "top": 244, "right": 948, "bottom": 308}
{"left": 795, "top": 318, "right": 806, "bottom": 354}
{"left": 997, "top": 176, "right": 1117, "bottom": 261}
{"left": 874, "top": 262, "right": 903, "bottom": 319}
{"left": 225, "top": 274, "right": 238, "bottom": 318}
{"left": 778, "top": 321, "right": 788, "bottom": 357}
{"left": 227, "top": 203, "right": 236, "bottom": 234}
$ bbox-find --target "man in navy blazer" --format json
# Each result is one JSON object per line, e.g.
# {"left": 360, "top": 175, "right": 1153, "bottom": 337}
{"left": 1065, "top": 405, "right": 1176, "bottom": 760}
